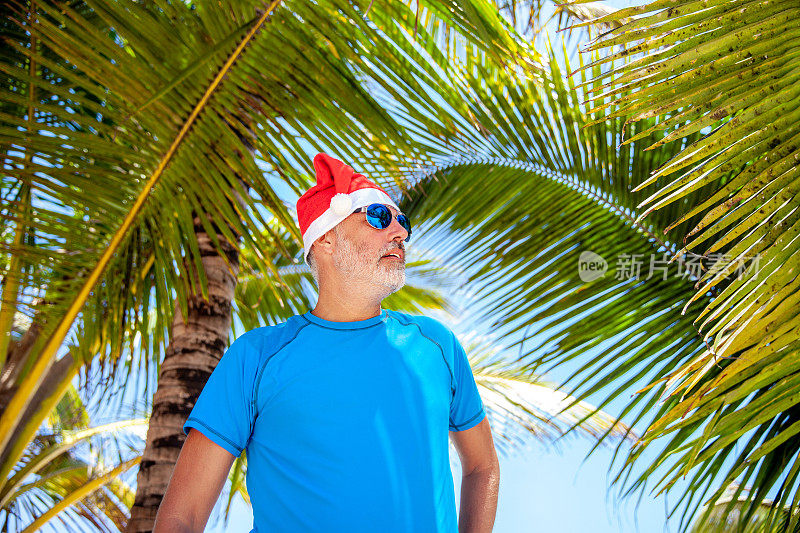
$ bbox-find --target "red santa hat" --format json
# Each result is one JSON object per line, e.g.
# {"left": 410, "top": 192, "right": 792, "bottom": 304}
{"left": 296, "top": 153, "right": 399, "bottom": 264}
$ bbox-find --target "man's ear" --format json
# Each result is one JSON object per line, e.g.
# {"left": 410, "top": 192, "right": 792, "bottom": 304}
{"left": 313, "top": 228, "right": 337, "bottom": 257}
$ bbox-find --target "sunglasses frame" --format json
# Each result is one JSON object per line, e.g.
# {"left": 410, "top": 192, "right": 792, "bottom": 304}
{"left": 352, "top": 203, "right": 411, "bottom": 242}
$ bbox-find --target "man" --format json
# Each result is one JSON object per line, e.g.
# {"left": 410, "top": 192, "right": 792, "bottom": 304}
{"left": 154, "top": 153, "right": 500, "bottom": 532}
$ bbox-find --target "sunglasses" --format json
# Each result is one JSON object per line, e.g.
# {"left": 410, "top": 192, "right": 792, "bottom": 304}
{"left": 352, "top": 203, "right": 412, "bottom": 242}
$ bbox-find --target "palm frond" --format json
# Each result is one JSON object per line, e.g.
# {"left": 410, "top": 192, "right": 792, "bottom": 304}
{"left": 381, "top": 36, "right": 730, "bottom": 528}
{"left": 690, "top": 483, "right": 800, "bottom": 533}
{"left": 2, "top": 383, "right": 145, "bottom": 532}
{"left": 568, "top": 1, "right": 800, "bottom": 529}
{"left": 462, "top": 333, "right": 634, "bottom": 456}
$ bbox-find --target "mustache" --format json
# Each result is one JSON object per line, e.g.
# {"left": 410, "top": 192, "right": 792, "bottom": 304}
{"left": 381, "top": 244, "right": 404, "bottom": 254}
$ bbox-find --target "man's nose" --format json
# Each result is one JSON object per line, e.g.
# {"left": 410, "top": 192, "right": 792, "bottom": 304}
{"left": 387, "top": 215, "right": 408, "bottom": 243}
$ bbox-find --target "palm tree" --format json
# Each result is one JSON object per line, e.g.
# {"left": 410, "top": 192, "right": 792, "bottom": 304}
{"left": 2, "top": 2, "right": 647, "bottom": 528}
{"left": 0, "top": 0, "right": 538, "bottom": 529}
{"left": 12, "top": 0, "right": 782, "bottom": 531}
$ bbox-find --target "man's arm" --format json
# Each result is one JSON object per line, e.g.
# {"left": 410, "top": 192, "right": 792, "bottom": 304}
{"left": 450, "top": 417, "right": 500, "bottom": 533}
{"left": 153, "top": 428, "right": 236, "bottom": 533}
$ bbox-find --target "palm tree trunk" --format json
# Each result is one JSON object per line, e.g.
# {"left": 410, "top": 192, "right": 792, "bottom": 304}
{"left": 127, "top": 214, "right": 240, "bottom": 532}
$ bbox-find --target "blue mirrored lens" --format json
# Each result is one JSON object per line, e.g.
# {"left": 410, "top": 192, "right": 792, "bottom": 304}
{"left": 366, "top": 204, "right": 391, "bottom": 228}
{"left": 365, "top": 204, "right": 411, "bottom": 242}
{"left": 397, "top": 214, "right": 411, "bottom": 241}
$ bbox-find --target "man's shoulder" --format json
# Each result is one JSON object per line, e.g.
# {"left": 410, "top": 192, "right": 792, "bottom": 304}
{"left": 386, "top": 310, "right": 456, "bottom": 342}
{"left": 228, "top": 315, "right": 308, "bottom": 357}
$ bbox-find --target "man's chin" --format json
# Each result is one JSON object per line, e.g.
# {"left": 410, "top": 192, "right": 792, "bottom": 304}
{"left": 383, "top": 281, "right": 405, "bottom": 296}
{"left": 378, "top": 273, "right": 405, "bottom": 294}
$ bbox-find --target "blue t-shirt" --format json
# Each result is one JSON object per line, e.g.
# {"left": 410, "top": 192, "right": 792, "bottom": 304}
{"left": 183, "top": 308, "right": 486, "bottom": 532}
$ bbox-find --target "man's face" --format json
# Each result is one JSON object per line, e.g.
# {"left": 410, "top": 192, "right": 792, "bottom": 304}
{"left": 330, "top": 206, "right": 408, "bottom": 293}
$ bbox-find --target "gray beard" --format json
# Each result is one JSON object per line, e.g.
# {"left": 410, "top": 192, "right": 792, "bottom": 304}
{"left": 332, "top": 234, "right": 406, "bottom": 295}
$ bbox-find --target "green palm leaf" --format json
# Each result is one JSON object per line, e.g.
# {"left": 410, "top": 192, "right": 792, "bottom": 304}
{"left": 462, "top": 333, "right": 634, "bottom": 453}
{"left": 2, "top": 382, "right": 145, "bottom": 532}
{"left": 561, "top": 0, "right": 800, "bottom": 529}
{"left": 690, "top": 483, "right": 800, "bottom": 533}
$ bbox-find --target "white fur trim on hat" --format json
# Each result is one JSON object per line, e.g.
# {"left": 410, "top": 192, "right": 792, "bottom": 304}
{"left": 303, "top": 188, "right": 399, "bottom": 264}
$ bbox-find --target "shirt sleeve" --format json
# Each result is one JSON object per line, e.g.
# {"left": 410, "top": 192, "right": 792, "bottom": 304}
{"left": 182, "top": 333, "right": 257, "bottom": 457}
{"left": 448, "top": 333, "right": 486, "bottom": 432}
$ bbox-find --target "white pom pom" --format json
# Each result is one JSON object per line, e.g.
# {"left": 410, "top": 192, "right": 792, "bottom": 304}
{"left": 330, "top": 193, "right": 352, "bottom": 216}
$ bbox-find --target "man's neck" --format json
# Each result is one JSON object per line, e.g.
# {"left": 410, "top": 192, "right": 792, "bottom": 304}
{"left": 310, "top": 296, "right": 383, "bottom": 323}
{"left": 311, "top": 272, "right": 389, "bottom": 322}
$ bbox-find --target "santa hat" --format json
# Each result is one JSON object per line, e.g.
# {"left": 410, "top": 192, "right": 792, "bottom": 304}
{"left": 296, "top": 153, "right": 399, "bottom": 264}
